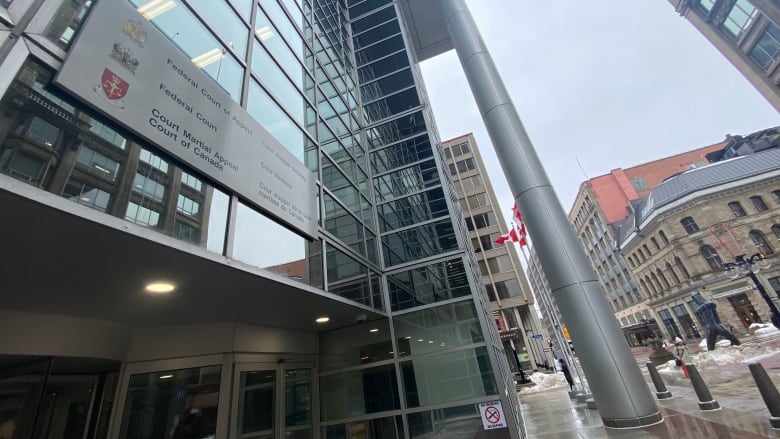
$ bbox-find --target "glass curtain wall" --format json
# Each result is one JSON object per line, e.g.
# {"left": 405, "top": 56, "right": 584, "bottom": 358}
{"left": 313, "top": 1, "right": 520, "bottom": 437}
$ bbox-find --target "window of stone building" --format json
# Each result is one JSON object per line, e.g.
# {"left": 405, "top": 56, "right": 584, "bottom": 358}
{"left": 675, "top": 256, "right": 691, "bottom": 279}
{"left": 728, "top": 201, "right": 747, "bottom": 217}
{"left": 666, "top": 262, "right": 680, "bottom": 285}
{"left": 680, "top": 216, "right": 699, "bottom": 234}
{"left": 455, "top": 158, "right": 475, "bottom": 173}
{"left": 773, "top": 190, "right": 780, "bottom": 204}
{"left": 720, "top": 0, "right": 758, "bottom": 41}
{"left": 773, "top": 225, "right": 780, "bottom": 240}
{"left": 650, "top": 237, "right": 660, "bottom": 250}
{"left": 749, "top": 23, "right": 780, "bottom": 70}
{"left": 659, "top": 230, "right": 669, "bottom": 245}
{"left": 657, "top": 269, "right": 670, "bottom": 289}
{"left": 751, "top": 195, "right": 769, "bottom": 212}
{"left": 700, "top": 245, "right": 723, "bottom": 270}
{"left": 749, "top": 230, "right": 774, "bottom": 255}
{"left": 451, "top": 142, "right": 470, "bottom": 157}
{"left": 696, "top": 0, "right": 716, "bottom": 13}
{"left": 769, "top": 277, "right": 780, "bottom": 295}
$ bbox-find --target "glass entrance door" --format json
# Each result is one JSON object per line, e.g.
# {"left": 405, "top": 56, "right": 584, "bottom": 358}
{"left": 232, "top": 363, "right": 313, "bottom": 439}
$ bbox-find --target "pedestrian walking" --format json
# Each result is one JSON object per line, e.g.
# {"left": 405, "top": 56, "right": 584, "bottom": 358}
{"left": 674, "top": 338, "right": 691, "bottom": 379}
{"left": 558, "top": 358, "right": 574, "bottom": 390}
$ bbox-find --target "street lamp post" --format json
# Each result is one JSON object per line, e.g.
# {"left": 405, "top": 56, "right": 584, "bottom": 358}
{"left": 724, "top": 253, "right": 780, "bottom": 328}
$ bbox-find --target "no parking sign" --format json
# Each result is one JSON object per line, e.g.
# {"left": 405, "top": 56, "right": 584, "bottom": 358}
{"left": 479, "top": 400, "right": 507, "bottom": 430}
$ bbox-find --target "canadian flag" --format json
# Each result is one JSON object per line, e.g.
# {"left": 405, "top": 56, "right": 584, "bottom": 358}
{"left": 495, "top": 203, "right": 528, "bottom": 246}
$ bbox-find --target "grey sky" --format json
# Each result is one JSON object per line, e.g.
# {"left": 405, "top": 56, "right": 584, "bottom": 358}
{"left": 420, "top": 0, "right": 780, "bottom": 221}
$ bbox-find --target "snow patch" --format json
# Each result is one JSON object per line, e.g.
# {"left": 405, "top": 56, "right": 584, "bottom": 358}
{"left": 518, "top": 372, "right": 570, "bottom": 394}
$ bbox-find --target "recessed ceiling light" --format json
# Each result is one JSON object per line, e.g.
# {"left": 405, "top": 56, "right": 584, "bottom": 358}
{"left": 404, "top": 336, "right": 412, "bottom": 339}
{"left": 369, "top": 328, "right": 379, "bottom": 333}
{"left": 145, "top": 282, "right": 175, "bottom": 294}
{"left": 159, "top": 374, "right": 173, "bottom": 379}
{"left": 315, "top": 316, "right": 330, "bottom": 324}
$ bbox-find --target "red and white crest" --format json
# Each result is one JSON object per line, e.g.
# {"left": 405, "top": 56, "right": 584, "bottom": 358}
{"left": 101, "top": 68, "right": 129, "bottom": 100}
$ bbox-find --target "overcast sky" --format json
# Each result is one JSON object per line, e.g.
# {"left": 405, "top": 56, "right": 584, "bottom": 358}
{"left": 420, "top": 0, "right": 779, "bottom": 220}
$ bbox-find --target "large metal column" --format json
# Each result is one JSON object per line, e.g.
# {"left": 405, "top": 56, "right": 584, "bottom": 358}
{"left": 437, "top": 0, "right": 662, "bottom": 428}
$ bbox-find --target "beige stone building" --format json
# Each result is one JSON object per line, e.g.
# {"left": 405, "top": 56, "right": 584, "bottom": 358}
{"left": 442, "top": 133, "right": 548, "bottom": 371}
{"left": 617, "top": 149, "right": 780, "bottom": 340}
{"left": 669, "top": 0, "right": 780, "bottom": 112}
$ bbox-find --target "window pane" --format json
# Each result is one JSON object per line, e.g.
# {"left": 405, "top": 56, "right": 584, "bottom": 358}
{"left": 400, "top": 347, "right": 496, "bottom": 408}
{"left": 247, "top": 81, "right": 306, "bottom": 161}
{"left": 252, "top": 41, "right": 307, "bottom": 124}
{"left": 319, "top": 364, "right": 400, "bottom": 421}
{"left": 233, "top": 201, "right": 321, "bottom": 286}
{"left": 394, "top": 301, "right": 484, "bottom": 357}
{"left": 128, "top": 0, "right": 244, "bottom": 101}
{"left": 320, "top": 320, "right": 392, "bottom": 371}
{"left": 44, "top": 0, "right": 94, "bottom": 49}
{"left": 387, "top": 259, "right": 470, "bottom": 311}
{"left": 120, "top": 365, "right": 221, "bottom": 438}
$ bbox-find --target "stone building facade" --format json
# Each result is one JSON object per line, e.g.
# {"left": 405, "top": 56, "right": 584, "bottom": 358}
{"left": 618, "top": 149, "right": 780, "bottom": 340}
{"left": 670, "top": 0, "right": 780, "bottom": 112}
{"left": 441, "top": 133, "right": 548, "bottom": 372}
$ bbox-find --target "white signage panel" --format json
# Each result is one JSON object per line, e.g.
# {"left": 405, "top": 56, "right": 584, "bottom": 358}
{"left": 54, "top": 0, "right": 317, "bottom": 238}
{"left": 479, "top": 400, "right": 507, "bottom": 430}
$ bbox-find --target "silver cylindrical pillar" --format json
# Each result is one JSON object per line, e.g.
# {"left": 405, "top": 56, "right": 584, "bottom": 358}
{"left": 437, "top": 0, "right": 661, "bottom": 428}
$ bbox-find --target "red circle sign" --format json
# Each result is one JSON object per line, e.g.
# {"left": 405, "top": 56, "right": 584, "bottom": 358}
{"left": 484, "top": 406, "right": 501, "bottom": 424}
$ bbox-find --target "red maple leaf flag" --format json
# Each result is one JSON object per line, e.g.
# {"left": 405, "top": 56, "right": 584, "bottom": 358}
{"left": 495, "top": 203, "right": 528, "bottom": 246}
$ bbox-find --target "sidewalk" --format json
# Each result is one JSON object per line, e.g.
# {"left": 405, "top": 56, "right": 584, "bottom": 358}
{"left": 517, "top": 331, "right": 780, "bottom": 437}
{"left": 519, "top": 386, "right": 780, "bottom": 438}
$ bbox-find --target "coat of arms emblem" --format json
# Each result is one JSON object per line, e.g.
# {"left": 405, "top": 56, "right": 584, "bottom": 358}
{"left": 94, "top": 68, "right": 129, "bottom": 108}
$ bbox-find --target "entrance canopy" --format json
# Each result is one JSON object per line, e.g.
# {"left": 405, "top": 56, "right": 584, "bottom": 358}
{"left": 0, "top": 184, "right": 383, "bottom": 332}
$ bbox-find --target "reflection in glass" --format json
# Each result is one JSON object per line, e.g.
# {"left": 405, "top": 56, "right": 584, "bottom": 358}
{"left": 285, "top": 369, "right": 312, "bottom": 438}
{"left": 382, "top": 219, "right": 457, "bottom": 267}
{"left": 238, "top": 370, "right": 275, "bottom": 438}
{"left": 247, "top": 80, "right": 306, "bottom": 161}
{"left": 401, "top": 347, "right": 496, "bottom": 408}
{"left": 0, "top": 60, "right": 228, "bottom": 252}
{"left": 319, "top": 320, "right": 392, "bottom": 371}
{"left": 323, "top": 416, "right": 403, "bottom": 439}
{"left": 407, "top": 404, "right": 481, "bottom": 439}
{"left": 252, "top": 40, "right": 307, "bottom": 124}
{"left": 387, "top": 259, "right": 471, "bottom": 311}
{"left": 233, "top": 201, "right": 321, "bottom": 285}
{"left": 120, "top": 365, "right": 221, "bottom": 439}
{"left": 129, "top": 0, "right": 244, "bottom": 100}
{"left": 44, "top": 0, "right": 94, "bottom": 50}
{"left": 319, "top": 364, "right": 400, "bottom": 421}
{"left": 188, "top": 0, "right": 249, "bottom": 59}
{"left": 394, "top": 301, "right": 483, "bottom": 357}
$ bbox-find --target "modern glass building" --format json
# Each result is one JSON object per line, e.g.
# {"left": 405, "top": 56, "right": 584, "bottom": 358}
{"left": 0, "top": 0, "right": 523, "bottom": 438}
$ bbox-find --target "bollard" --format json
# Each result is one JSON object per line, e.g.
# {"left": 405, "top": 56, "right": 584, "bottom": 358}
{"left": 646, "top": 362, "right": 673, "bottom": 400}
{"left": 686, "top": 364, "right": 720, "bottom": 411}
{"left": 748, "top": 362, "right": 780, "bottom": 429}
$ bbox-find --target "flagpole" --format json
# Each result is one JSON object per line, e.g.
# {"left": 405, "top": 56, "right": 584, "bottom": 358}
{"left": 439, "top": 0, "right": 660, "bottom": 427}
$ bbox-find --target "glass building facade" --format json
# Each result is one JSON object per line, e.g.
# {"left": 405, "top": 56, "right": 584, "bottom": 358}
{"left": 0, "top": 0, "right": 522, "bottom": 438}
